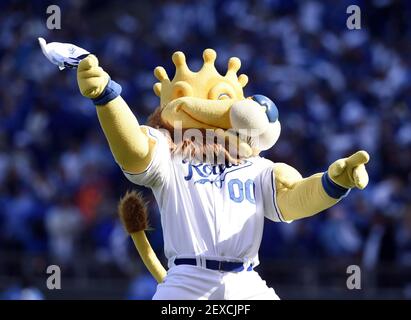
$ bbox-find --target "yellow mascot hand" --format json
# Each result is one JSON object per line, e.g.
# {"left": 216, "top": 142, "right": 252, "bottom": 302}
{"left": 77, "top": 54, "right": 110, "bottom": 99}
{"left": 328, "top": 150, "right": 370, "bottom": 190}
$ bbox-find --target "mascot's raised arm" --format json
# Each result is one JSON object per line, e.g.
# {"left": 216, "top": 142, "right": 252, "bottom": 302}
{"left": 41, "top": 39, "right": 370, "bottom": 299}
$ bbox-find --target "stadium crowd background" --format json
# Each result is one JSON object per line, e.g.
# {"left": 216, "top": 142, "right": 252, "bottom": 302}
{"left": 1, "top": 0, "right": 411, "bottom": 299}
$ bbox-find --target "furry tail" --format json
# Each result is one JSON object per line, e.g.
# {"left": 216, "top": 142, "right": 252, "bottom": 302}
{"left": 118, "top": 191, "right": 166, "bottom": 283}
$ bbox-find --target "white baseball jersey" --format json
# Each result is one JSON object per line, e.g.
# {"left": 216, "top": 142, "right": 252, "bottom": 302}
{"left": 123, "top": 126, "right": 289, "bottom": 269}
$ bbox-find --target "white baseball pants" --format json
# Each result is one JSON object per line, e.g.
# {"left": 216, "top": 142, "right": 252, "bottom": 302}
{"left": 152, "top": 265, "right": 280, "bottom": 300}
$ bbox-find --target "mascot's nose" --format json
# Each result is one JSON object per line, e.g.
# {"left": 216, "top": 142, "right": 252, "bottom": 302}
{"left": 251, "top": 95, "right": 279, "bottom": 123}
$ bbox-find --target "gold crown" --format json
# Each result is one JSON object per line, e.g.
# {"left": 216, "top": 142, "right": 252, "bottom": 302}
{"left": 153, "top": 49, "right": 248, "bottom": 107}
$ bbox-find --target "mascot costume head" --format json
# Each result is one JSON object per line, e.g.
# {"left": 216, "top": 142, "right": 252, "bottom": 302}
{"left": 147, "top": 49, "right": 281, "bottom": 163}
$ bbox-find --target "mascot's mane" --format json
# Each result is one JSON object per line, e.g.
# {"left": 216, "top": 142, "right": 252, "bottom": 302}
{"left": 147, "top": 106, "right": 245, "bottom": 165}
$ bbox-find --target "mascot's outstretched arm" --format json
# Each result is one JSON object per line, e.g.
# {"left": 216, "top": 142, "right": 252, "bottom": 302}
{"left": 77, "top": 55, "right": 156, "bottom": 173}
{"left": 77, "top": 55, "right": 166, "bottom": 281}
{"left": 275, "top": 150, "right": 370, "bottom": 221}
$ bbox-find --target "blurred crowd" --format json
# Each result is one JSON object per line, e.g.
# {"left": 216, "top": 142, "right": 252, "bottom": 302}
{"left": 1, "top": 0, "right": 411, "bottom": 299}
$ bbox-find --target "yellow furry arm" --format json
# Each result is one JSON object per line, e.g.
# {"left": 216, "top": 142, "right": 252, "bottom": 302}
{"left": 273, "top": 151, "right": 370, "bottom": 221}
{"left": 274, "top": 163, "right": 339, "bottom": 221}
{"left": 77, "top": 55, "right": 155, "bottom": 173}
{"left": 95, "top": 97, "right": 156, "bottom": 173}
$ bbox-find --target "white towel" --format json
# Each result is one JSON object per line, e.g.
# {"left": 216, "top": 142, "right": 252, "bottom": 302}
{"left": 38, "top": 37, "right": 90, "bottom": 70}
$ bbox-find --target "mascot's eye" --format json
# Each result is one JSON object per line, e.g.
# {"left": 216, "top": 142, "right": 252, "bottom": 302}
{"left": 218, "top": 93, "right": 230, "bottom": 100}
{"left": 251, "top": 94, "right": 279, "bottom": 123}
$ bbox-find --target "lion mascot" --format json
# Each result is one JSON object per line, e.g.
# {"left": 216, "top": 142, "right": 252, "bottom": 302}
{"left": 70, "top": 48, "right": 369, "bottom": 300}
